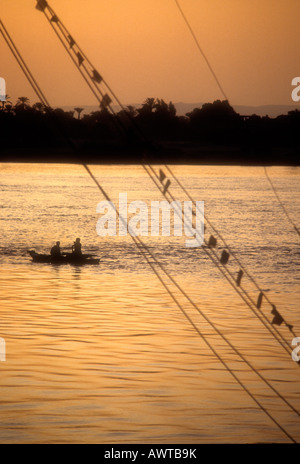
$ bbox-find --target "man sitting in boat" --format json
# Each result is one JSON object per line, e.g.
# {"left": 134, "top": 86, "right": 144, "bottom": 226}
{"left": 72, "top": 238, "right": 82, "bottom": 257}
{"left": 51, "top": 241, "right": 61, "bottom": 258}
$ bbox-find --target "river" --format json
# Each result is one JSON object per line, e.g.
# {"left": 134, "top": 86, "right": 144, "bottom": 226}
{"left": 0, "top": 163, "right": 299, "bottom": 443}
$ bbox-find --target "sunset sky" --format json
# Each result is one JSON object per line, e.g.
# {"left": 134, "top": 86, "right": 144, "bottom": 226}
{"left": 1, "top": 0, "right": 299, "bottom": 110}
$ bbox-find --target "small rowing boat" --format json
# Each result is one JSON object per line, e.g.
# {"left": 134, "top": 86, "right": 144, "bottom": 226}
{"left": 28, "top": 250, "right": 100, "bottom": 265}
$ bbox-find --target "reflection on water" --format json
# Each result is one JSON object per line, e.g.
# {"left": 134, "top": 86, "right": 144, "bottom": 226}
{"left": 0, "top": 164, "right": 299, "bottom": 443}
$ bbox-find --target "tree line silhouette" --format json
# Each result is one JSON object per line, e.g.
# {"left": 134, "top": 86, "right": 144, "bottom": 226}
{"left": 0, "top": 96, "right": 299, "bottom": 164}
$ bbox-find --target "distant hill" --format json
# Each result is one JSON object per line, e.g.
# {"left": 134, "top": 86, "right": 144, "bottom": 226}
{"left": 62, "top": 102, "right": 300, "bottom": 118}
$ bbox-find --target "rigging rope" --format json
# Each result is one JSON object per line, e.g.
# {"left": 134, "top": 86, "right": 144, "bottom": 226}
{"left": 36, "top": 1, "right": 130, "bottom": 139}
{"left": 83, "top": 167, "right": 299, "bottom": 443}
{"left": 174, "top": 0, "right": 229, "bottom": 102}
{"left": 142, "top": 160, "right": 297, "bottom": 357}
{"left": 264, "top": 166, "right": 300, "bottom": 238}
{"left": 0, "top": 19, "right": 50, "bottom": 108}
{"left": 173, "top": 0, "right": 300, "bottom": 240}
{"left": 1, "top": 11, "right": 299, "bottom": 443}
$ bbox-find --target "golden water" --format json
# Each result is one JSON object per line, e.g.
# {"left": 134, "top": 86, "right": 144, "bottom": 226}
{"left": 0, "top": 163, "right": 299, "bottom": 443}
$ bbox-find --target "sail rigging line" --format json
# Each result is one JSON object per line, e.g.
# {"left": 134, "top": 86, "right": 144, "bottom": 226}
{"left": 84, "top": 163, "right": 300, "bottom": 424}
{"left": 0, "top": 19, "right": 50, "bottom": 108}
{"left": 264, "top": 167, "right": 300, "bottom": 238}
{"left": 174, "top": 0, "right": 229, "bottom": 102}
{"left": 35, "top": 1, "right": 129, "bottom": 139}
{"left": 0, "top": 19, "right": 92, "bottom": 160}
{"left": 162, "top": 163, "right": 299, "bottom": 339}
{"left": 45, "top": 3, "right": 126, "bottom": 114}
{"left": 139, "top": 154, "right": 297, "bottom": 351}
{"left": 33, "top": 0, "right": 299, "bottom": 354}
{"left": 75, "top": 164, "right": 300, "bottom": 420}
{"left": 174, "top": 0, "right": 299, "bottom": 239}
{"left": 35, "top": 0, "right": 157, "bottom": 151}
{"left": 2, "top": 19, "right": 299, "bottom": 442}
{"left": 141, "top": 160, "right": 297, "bottom": 357}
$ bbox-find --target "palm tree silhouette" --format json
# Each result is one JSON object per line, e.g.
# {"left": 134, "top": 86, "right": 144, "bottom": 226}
{"left": 74, "top": 107, "right": 84, "bottom": 120}
{"left": 33, "top": 102, "right": 45, "bottom": 113}
{"left": 0, "top": 94, "right": 11, "bottom": 110}
{"left": 16, "top": 96, "right": 30, "bottom": 110}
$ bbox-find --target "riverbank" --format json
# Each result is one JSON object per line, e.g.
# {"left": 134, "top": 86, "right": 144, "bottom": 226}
{"left": 1, "top": 142, "right": 299, "bottom": 165}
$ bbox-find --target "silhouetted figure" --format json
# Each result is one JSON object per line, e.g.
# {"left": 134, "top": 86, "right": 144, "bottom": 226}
{"left": 51, "top": 241, "right": 61, "bottom": 258}
{"left": 72, "top": 238, "right": 82, "bottom": 257}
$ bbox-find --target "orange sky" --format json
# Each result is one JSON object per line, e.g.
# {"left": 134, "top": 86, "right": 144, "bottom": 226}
{"left": 1, "top": 0, "right": 299, "bottom": 110}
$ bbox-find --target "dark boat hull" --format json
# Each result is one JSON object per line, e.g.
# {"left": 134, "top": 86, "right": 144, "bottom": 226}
{"left": 28, "top": 250, "right": 100, "bottom": 265}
